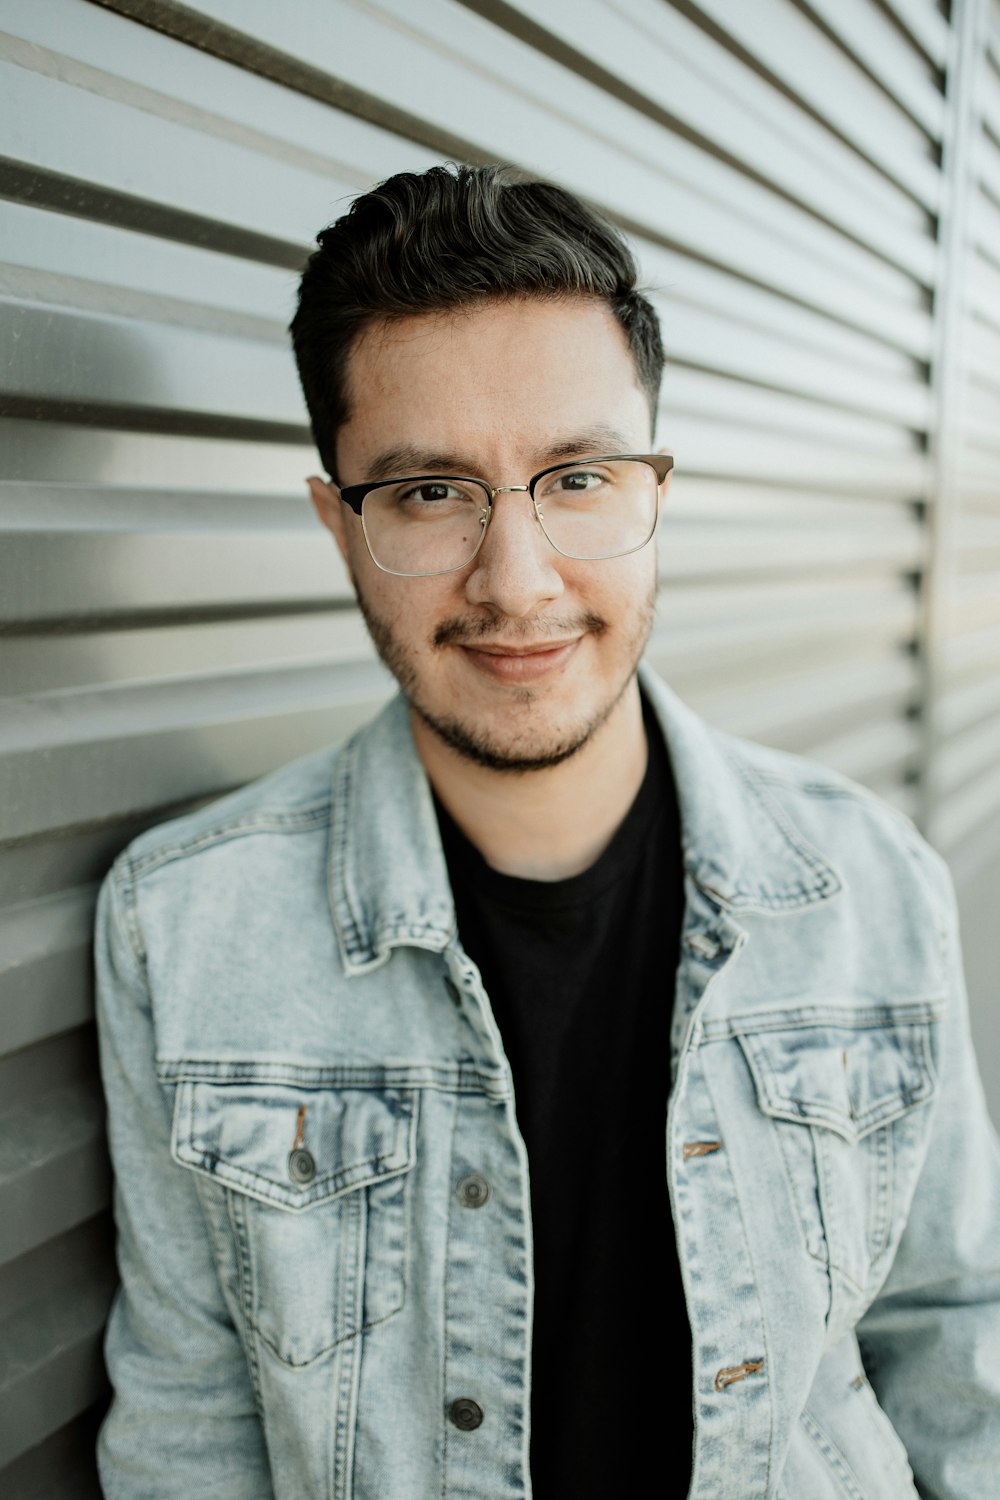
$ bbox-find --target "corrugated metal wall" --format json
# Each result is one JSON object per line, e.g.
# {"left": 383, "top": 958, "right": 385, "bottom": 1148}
{"left": 1, "top": 0, "right": 997, "bottom": 1491}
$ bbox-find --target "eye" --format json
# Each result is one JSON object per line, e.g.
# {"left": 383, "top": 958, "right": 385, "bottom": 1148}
{"left": 557, "top": 469, "right": 603, "bottom": 490}
{"left": 539, "top": 466, "right": 612, "bottom": 499}
{"left": 398, "top": 481, "right": 466, "bottom": 505}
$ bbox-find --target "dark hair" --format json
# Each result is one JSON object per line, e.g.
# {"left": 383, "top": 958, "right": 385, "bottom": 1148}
{"left": 290, "top": 164, "right": 663, "bottom": 480}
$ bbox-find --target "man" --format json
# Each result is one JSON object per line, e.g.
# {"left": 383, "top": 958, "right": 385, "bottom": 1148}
{"left": 96, "top": 164, "right": 1000, "bottom": 1499}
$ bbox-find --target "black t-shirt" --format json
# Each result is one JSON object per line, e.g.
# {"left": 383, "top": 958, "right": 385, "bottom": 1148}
{"left": 436, "top": 708, "right": 690, "bottom": 1496}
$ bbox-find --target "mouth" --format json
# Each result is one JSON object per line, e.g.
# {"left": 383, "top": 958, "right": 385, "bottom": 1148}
{"left": 458, "top": 638, "right": 581, "bottom": 681}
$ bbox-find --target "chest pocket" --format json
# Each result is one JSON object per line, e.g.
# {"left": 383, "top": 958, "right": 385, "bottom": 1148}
{"left": 172, "top": 1079, "right": 417, "bottom": 1366}
{"left": 736, "top": 1011, "right": 940, "bottom": 1299}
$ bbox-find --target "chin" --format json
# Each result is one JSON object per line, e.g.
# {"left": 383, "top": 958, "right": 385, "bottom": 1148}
{"left": 414, "top": 682, "right": 628, "bottom": 775}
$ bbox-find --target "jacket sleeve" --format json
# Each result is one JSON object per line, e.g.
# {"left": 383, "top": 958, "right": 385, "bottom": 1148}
{"left": 95, "top": 858, "right": 274, "bottom": 1498}
{"left": 856, "top": 845, "right": 1000, "bottom": 1500}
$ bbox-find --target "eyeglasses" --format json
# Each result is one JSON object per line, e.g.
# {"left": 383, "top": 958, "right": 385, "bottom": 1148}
{"left": 338, "top": 454, "right": 673, "bottom": 577}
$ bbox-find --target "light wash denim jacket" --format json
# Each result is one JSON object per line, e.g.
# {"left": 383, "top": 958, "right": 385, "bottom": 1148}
{"left": 95, "top": 667, "right": 1000, "bottom": 1500}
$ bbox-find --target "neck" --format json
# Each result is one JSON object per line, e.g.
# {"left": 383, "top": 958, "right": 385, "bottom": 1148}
{"left": 413, "top": 680, "right": 648, "bottom": 881}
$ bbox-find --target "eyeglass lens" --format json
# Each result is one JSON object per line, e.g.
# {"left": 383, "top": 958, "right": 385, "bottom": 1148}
{"left": 360, "top": 458, "right": 661, "bottom": 576}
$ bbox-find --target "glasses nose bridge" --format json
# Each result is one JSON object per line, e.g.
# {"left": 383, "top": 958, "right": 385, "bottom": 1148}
{"left": 476, "top": 481, "right": 548, "bottom": 565}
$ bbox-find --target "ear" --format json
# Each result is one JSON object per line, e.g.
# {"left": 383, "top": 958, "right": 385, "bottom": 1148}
{"left": 308, "top": 476, "right": 350, "bottom": 563}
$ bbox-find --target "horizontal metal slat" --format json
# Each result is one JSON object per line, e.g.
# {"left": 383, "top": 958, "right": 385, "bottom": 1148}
{"left": 0, "top": 1407, "right": 106, "bottom": 1500}
{"left": 0, "top": 56, "right": 343, "bottom": 256}
{"left": 800, "top": 0, "right": 946, "bottom": 137}
{"left": 0, "top": 418, "right": 316, "bottom": 489}
{"left": 0, "top": 522, "right": 345, "bottom": 626}
{"left": 0, "top": 662, "right": 393, "bottom": 843}
{"left": 664, "top": 367, "right": 923, "bottom": 447}
{"left": 0, "top": 1078, "right": 110, "bottom": 1266}
{"left": 0, "top": 890, "right": 97, "bottom": 1057}
{"left": 0, "top": 810, "right": 200, "bottom": 914}
{"left": 637, "top": 236, "right": 924, "bottom": 378}
{"left": 798, "top": 716, "right": 921, "bottom": 789}
{"left": 972, "top": 190, "right": 1000, "bottom": 271}
{"left": 611, "top": 0, "right": 934, "bottom": 221}
{"left": 655, "top": 577, "right": 916, "bottom": 687}
{"left": 945, "top": 572, "right": 1000, "bottom": 635}
{"left": 3, "top": 0, "right": 437, "bottom": 191}
{"left": 0, "top": 609, "right": 372, "bottom": 699}
{"left": 0, "top": 1270, "right": 114, "bottom": 1469}
{"left": 974, "top": 127, "right": 1000, "bottom": 213}
{"left": 880, "top": 0, "right": 951, "bottom": 69}
{"left": 153, "top": 0, "right": 934, "bottom": 353}
{"left": 0, "top": 301, "right": 305, "bottom": 430}
{"left": 686, "top": 0, "right": 942, "bottom": 206}
{"left": 938, "top": 716, "right": 1000, "bottom": 804}
{"left": 968, "top": 249, "right": 1000, "bottom": 332}
{"left": 668, "top": 478, "right": 917, "bottom": 524}
{"left": 982, "top": 40, "right": 1000, "bottom": 143}
{"left": 659, "top": 522, "right": 923, "bottom": 583}
{"left": 939, "top": 669, "right": 1000, "bottom": 740}
{"left": 935, "top": 760, "right": 1000, "bottom": 858}
{"left": 482, "top": 0, "right": 932, "bottom": 273}
{"left": 0, "top": 199, "right": 296, "bottom": 326}
{"left": 955, "top": 513, "right": 1000, "bottom": 552}
{"left": 0, "top": 1218, "right": 115, "bottom": 1471}
{"left": 665, "top": 648, "right": 918, "bottom": 759}
{"left": 942, "top": 619, "right": 1000, "bottom": 676}
{"left": 655, "top": 297, "right": 931, "bottom": 428}
{"left": 663, "top": 419, "right": 929, "bottom": 495}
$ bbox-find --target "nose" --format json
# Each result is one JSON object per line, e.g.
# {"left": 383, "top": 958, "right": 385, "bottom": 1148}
{"left": 463, "top": 489, "right": 565, "bottom": 618}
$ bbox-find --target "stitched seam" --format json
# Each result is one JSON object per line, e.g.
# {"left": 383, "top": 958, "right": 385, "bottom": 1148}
{"left": 868, "top": 1122, "right": 892, "bottom": 1263}
{"left": 333, "top": 1200, "right": 363, "bottom": 1500}
{"left": 771, "top": 1105, "right": 830, "bottom": 1271}
{"left": 330, "top": 735, "right": 367, "bottom": 962}
{"left": 729, "top": 753, "right": 842, "bottom": 897}
{"left": 699, "top": 1058, "right": 776, "bottom": 1494}
{"left": 225, "top": 1187, "right": 263, "bottom": 1410}
{"left": 702, "top": 1001, "right": 946, "bottom": 1041}
{"left": 156, "top": 1060, "right": 512, "bottom": 1097}
{"left": 111, "top": 857, "right": 149, "bottom": 973}
{"left": 179, "top": 1151, "right": 410, "bottom": 1208}
{"left": 129, "top": 803, "right": 330, "bottom": 880}
{"left": 800, "top": 1409, "right": 867, "bottom": 1500}
{"left": 813, "top": 1126, "right": 866, "bottom": 1298}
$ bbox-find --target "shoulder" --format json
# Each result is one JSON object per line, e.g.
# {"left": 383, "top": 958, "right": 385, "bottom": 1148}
{"left": 112, "top": 742, "right": 341, "bottom": 887}
{"left": 722, "top": 728, "right": 955, "bottom": 918}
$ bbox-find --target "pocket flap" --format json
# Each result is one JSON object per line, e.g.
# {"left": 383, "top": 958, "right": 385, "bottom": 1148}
{"left": 737, "top": 1016, "right": 938, "bottom": 1143}
{"left": 172, "top": 1080, "right": 416, "bottom": 1210}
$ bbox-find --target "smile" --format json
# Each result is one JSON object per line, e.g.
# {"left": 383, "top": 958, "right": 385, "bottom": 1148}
{"left": 459, "top": 639, "right": 581, "bottom": 682}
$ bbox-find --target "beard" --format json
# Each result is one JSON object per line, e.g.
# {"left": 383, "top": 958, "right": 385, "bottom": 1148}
{"left": 354, "top": 581, "right": 656, "bottom": 775}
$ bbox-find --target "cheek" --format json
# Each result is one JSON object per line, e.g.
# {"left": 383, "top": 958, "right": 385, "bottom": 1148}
{"left": 355, "top": 568, "right": 457, "bottom": 645}
{"left": 580, "top": 556, "right": 657, "bottom": 623}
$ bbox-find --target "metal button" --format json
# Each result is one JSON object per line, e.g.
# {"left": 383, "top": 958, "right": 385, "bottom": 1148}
{"left": 685, "top": 931, "right": 721, "bottom": 959}
{"left": 455, "top": 1172, "right": 491, "bottom": 1208}
{"left": 448, "top": 1398, "right": 484, "bottom": 1431}
{"left": 288, "top": 1147, "right": 316, "bottom": 1184}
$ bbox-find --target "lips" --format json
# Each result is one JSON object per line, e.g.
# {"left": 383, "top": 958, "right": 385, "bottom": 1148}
{"left": 466, "top": 640, "right": 578, "bottom": 657}
{"left": 459, "top": 638, "right": 581, "bottom": 682}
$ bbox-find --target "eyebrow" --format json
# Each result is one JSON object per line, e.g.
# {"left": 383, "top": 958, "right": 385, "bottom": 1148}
{"left": 362, "top": 427, "right": 636, "bottom": 484}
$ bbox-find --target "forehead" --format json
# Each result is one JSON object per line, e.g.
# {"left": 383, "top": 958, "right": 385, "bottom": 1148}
{"left": 337, "top": 297, "right": 649, "bottom": 473}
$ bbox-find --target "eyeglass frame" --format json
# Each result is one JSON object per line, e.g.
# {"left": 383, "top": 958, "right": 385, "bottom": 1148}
{"left": 336, "top": 452, "right": 674, "bottom": 577}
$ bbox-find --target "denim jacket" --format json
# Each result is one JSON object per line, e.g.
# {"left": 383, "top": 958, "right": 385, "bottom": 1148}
{"left": 95, "top": 666, "right": 1000, "bottom": 1499}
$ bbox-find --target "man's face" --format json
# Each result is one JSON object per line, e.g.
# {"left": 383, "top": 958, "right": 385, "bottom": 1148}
{"left": 311, "top": 296, "right": 667, "bottom": 772}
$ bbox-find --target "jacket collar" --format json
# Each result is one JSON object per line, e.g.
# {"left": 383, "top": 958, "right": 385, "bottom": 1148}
{"left": 638, "top": 665, "right": 841, "bottom": 912}
{"left": 328, "top": 668, "right": 842, "bottom": 973}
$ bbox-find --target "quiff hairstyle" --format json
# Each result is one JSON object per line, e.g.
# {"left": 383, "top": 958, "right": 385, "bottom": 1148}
{"left": 290, "top": 163, "right": 664, "bottom": 481}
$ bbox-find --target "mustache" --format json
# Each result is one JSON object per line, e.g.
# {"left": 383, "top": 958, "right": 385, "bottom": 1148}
{"left": 432, "top": 610, "right": 607, "bottom": 649}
